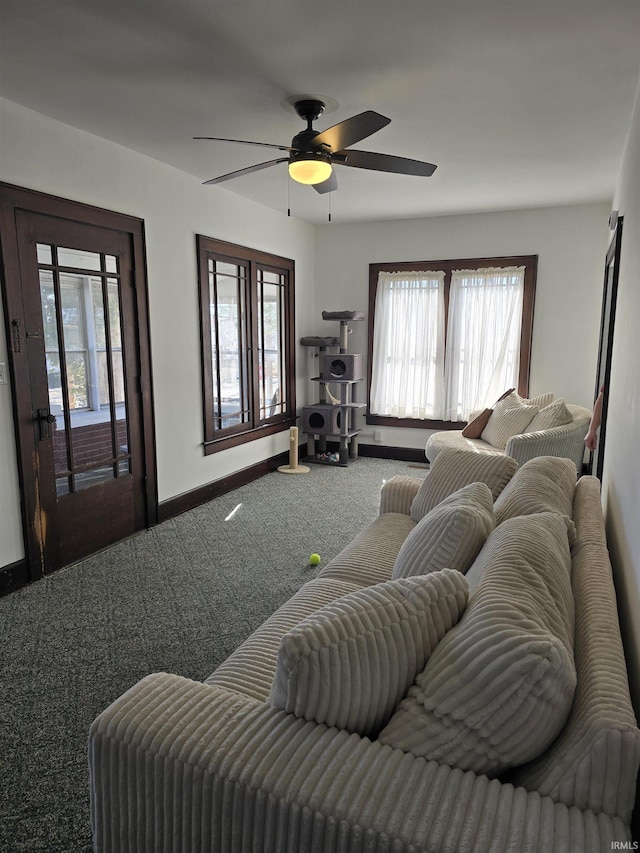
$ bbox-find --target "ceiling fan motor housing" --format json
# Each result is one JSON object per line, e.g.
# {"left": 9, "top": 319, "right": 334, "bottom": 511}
{"left": 291, "top": 128, "right": 329, "bottom": 153}
{"left": 293, "top": 99, "right": 327, "bottom": 125}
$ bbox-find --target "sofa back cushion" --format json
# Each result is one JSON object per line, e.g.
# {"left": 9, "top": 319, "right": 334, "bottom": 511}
{"left": 410, "top": 448, "right": 517, "bottom": 522}
{"left": 317, "top": 511, "right": 416, "bottom": 587}
{"left": 480, "top": 394, "right": 539, "bottom": 449}
{"left": 517, "top": 391, "right": 555, "bottom": 409}
{"left": 461, "top": 388, "right": 517, "bottom": 438}
{"left": 524, "top": 397, "right": 573, "bottom": 432}
{"left": 269, "top": 569, "right": 469, "bottom": 737}
{"left": 378, "top": 513, "right": 576, "bottom": 776}
{"left": 493, "top": 456, "right": 577, "bottom": 537}
{"left": 393, "top": 483, "right": 495, "bottom": 579}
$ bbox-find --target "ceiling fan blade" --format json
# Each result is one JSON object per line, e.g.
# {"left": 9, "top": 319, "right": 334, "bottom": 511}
{"left": 313, "top": 171, "right": 338, "bottom": 194}
{"left": 337, "top": 149, "right": 437, "bottom": 177}
{"left": 203, "top": 158, "right": 288, "bottom": 185}
{"left": 195, "top": 136, "right": 295, "bottom": 152}
{"left": 311, "top": 111, "right": 391, "bottom": 153}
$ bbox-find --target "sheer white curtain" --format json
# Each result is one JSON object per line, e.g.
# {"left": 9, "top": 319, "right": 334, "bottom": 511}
{"left": 443, "top": 266, "right": 525, "bottom": 421}
{"left": 370, "top": 271, "right": 445, "bottom": 419}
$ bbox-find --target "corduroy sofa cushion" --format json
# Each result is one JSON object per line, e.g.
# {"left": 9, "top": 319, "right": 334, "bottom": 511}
{"left": 316, "top": 511, "right": 416, "bottom": 587}
{"left": 207, "top": 577, "right": 364, "bottom": 701}
{"left": 269, "top": 569, "right": 469, "bottom": 737}
{"left": 410, "top": 447, "right": 517, "bottom": 522}
{"left": 493, "top": 455, "right": 577, "bottom": 533}
{"left": 517, "top": 391, "right": 555, "bottom": 409}
{"left": 525, "top": 397, "right": 573, "bottom": 433}
{"left": 481, "top": 394, "right": 539, "bottom": 449}
{"left": 378, "top": 513, "right": 576, "bottom": 776}
{"left": 393, "top": 482, "right": 495, "bottom": 579}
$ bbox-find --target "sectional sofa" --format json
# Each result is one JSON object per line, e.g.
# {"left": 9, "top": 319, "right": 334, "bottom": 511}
{"left": 425, "top": 393, "right": 591, "bottom": 472}
{"left": 88, "top": 450, "right": 639, "bottom": 852}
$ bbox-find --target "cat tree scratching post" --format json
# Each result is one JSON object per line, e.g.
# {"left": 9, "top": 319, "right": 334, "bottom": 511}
{"left": 277, "top": 426, "right": 310, "bottom": 474}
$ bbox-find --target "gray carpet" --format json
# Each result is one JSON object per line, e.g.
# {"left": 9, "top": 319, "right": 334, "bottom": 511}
{"left": 0, "top": 457, "right": 426, "bottom": 852}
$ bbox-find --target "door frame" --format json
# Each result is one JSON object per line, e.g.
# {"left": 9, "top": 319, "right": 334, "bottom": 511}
{"left": 0, "top": 182, "right": 157, "bottom": 581}
{"left": 591, "top": 214, "right": 623, "bottom": 479}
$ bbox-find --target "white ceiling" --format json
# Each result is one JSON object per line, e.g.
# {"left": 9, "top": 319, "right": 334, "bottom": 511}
{"left": 1, "top": 0, "right": 639, "bottom": 225}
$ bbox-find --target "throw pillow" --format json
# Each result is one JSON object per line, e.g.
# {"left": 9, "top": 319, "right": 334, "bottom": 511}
{"left": 269, "top": 569, "right": 469, "bottom": 737}
{"left": 517, "top": 391, "right": 555, "bottom": 409}
{"left": 393, "top": 483, "right": 495, "bottom": 579}
{"left": 493, "top": 456, "right": 577, "bottom": 535}
{"left": 378, "top": 513, "right": 576, "bottom": 776}
{"left": 481, "top": 394, "right": 539, "bottom": 449}
{"left": 410, "top": 448, "right": 517, "bottom": 522}
{"left": 462, "top": 388, "right": 516, "bottom": 438}
{"left": 524, "top": 397, "right": 573, "bottom": 433}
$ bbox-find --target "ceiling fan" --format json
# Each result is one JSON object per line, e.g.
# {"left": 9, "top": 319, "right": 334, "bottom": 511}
{"left": 195, "top": 98, "right": 437, "bottom": 194}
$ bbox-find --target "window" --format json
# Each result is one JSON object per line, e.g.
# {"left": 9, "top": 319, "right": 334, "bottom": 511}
{"left": 197, "top": 236, "right": 296, "bottom": 453}
{"left": 367, "top": 255, "right": 536, "bottom": 428}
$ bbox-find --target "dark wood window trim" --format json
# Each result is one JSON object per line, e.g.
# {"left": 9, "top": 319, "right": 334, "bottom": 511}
{"left": 366, "top": 255, "right": 537, "bottom": 430}
{"left": 197, "top": 236, "right": 296, "bottom": 454}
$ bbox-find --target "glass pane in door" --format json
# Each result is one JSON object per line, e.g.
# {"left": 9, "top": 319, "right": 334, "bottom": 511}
{"left": 39, "top": 268, "right": 70, "bottom": 494}
{"left": 108, "top": 282, "right": 130, "bottom": 475}
{"left": 37, "top": 243, "right": 53, "bottom": 265}
{"left": 37, "top": 245, "right": 130, "bottom": 495}
{"left": 39, "top": 271, "right": 62, "bottom": 411}
{"left": 59, "top": 276, "right": 89, "bottom": 411}
{"left": 57, "top": 246, "right": 102, "bottom": 271}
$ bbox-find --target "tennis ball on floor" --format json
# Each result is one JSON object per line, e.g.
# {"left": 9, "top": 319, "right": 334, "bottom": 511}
{"left": 309, "top": 553, "right": 321, "bottom": 565}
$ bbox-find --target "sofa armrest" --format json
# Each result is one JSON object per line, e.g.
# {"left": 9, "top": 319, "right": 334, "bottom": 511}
{"left": 379, "top": 475, "right": 423, "bottom": 515}
{"left": 507, "top": 477, "right": 640, "bottom": 823}
{"left": 504, "top": 419, "right": 589, "bottom": 471}
{"left": 89, "top": 673, "right": 627, "bottom": 852}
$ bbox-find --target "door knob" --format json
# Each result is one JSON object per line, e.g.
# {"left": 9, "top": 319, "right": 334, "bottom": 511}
{"left": 37, "top": 407, "right": 56, "bottom": 440}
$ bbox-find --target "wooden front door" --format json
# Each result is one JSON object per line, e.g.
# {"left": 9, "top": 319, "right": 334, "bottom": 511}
{"left": 1, "top": 184, "right": 156, "bottom": 578}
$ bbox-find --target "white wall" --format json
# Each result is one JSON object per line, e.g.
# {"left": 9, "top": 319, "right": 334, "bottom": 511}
{"left": 604, "top": 75, "right": 640, "bottom": 709}
{"left": 0, "top": 98, "right": 316, "bottom": 566}
{"left": 0, "top": 96, "right": 616, "bottom": 574}
{"left": 314, "top": 204, "right": 610, "bottom": 449}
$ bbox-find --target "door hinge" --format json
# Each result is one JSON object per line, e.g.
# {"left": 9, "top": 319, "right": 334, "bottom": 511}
{"left": 11, "top": 319, "right": 23, "bottom": 353}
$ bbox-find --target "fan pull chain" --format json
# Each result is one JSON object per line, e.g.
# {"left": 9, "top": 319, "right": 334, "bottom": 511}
{"left": 287, "top": 174, "right": 291, "bottom": 217}
{"left": 328, "top": 191, "right": 332, "bottom": 222}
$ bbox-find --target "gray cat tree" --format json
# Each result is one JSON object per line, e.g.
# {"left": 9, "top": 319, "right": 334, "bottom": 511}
{"left": 301, "top": 311, "right": 365, "bottom": 467}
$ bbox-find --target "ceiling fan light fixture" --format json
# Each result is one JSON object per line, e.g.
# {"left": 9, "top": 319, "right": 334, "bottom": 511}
{"left": 288, "top": 151, "right": 333, "bottom": 185}
{"left": 198, "top": 100, "right": 436, "bottom": 191}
